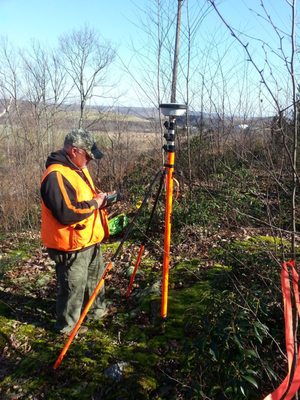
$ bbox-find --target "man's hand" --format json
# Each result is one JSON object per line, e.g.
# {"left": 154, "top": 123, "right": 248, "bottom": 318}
{"left": 94, "top": 192, "right": 107, "bottom": 209}
{"left": 106, "top": 191, "right": 124, "bottom": 205}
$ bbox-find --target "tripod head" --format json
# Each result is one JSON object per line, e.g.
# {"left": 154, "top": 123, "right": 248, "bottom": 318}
{"left": 159, "top": 103, "right": 187, "bottom": 117}
{"left": 159, "top": 103, "right": 187, "bottom": 153}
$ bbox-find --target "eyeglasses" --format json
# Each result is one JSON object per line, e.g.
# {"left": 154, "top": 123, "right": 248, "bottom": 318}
{"left": 74, "top": 147, "right": 91, "bottom": 160}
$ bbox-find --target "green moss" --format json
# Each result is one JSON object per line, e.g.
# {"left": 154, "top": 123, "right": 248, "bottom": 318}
{"left": 140, "top": 258, "right": 157, "bottom": 268}
{"left": 173, "top": 258, "right": 200, "bottom": 271}
{"left": 138, "top": 375, "right": 158, "bottom": 391}
{"left": 231, "top": 235, "right": 290, "bottom": 253}
{"left": 130, "top": 350, "right": 159, "bottom": 365}
{"left": 125, "top": 325, "right": 148, "bottom": 342}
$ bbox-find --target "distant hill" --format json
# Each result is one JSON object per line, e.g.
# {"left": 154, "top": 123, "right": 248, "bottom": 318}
{"left": 98, "top": 106, "right": 157, "bottom": 120}
{"left": 98, "top": 105, "right": 212, "bottom": 126}
{"left": 0, "top": 99, "right": 274, "bottom": 130}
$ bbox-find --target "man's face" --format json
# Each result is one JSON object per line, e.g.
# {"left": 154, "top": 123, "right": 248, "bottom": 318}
{"left": 72, "top": 147, "right": 92, "bottom": 168}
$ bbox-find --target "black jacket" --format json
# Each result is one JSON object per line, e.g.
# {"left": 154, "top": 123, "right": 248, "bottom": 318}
{"left": 40, "top": 150, "right": 98, "bottom": 225}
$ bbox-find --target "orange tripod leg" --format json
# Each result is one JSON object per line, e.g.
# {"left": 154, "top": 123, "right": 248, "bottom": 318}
{"left": 126, "top": 244, "right": 145, "bottom": 298}
{"left": 53, "top": 261, "right": 113, "bottom": 370}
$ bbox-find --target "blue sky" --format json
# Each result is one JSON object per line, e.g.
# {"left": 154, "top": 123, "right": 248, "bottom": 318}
{"left": 0, "top": 0, "right": 297, "bottom": 112}
{"left": 0, "top": 0, "right": 292, "bottom": 49}
{"left": 0, "top": 0, "right": 137, "bottom": 49}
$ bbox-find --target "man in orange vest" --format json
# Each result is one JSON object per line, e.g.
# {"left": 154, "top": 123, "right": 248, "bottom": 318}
{"left": 41, "top": 128, "right": 111, "bottom": 334}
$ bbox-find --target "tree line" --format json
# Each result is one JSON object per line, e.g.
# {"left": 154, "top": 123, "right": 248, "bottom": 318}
{"left": 0, "top": 1, "right": 298, "bottom": 256}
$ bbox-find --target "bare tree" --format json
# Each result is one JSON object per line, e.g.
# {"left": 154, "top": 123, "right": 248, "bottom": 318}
{"left": 20, "top": 42, "right": 71, "bottom": 167}
{"left": 58, "top": 25, "right": 116, "bottom": 128}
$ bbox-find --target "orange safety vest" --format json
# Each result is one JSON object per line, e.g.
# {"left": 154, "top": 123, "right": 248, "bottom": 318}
{"left": 41, "top": 164, "right": 107, "bottom": 251}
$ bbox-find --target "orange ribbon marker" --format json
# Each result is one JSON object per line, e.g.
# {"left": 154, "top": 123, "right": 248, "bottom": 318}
{"left": 263, "top": 260, "right": 300, "bottom": 399}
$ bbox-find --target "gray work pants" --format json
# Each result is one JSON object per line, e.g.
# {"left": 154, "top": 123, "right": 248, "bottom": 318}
{"left": 48, "top": 244, "right": 106, "bottom": 334}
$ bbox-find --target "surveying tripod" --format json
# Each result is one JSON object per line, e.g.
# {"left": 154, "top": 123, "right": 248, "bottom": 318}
{"left": 126, "top": 105, "right": 186, "bottom": 318}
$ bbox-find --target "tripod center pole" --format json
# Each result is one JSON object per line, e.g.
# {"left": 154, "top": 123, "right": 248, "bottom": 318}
{"left": 159, "top": 103, "right": 187, "bottom": 319}
{"left": 161, "top": 117, "right": 176, "bottom": 319}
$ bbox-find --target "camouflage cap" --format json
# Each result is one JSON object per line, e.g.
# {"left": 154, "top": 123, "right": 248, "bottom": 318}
{"left": 64, "top": 128, "right": 103, "bottom": 160}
